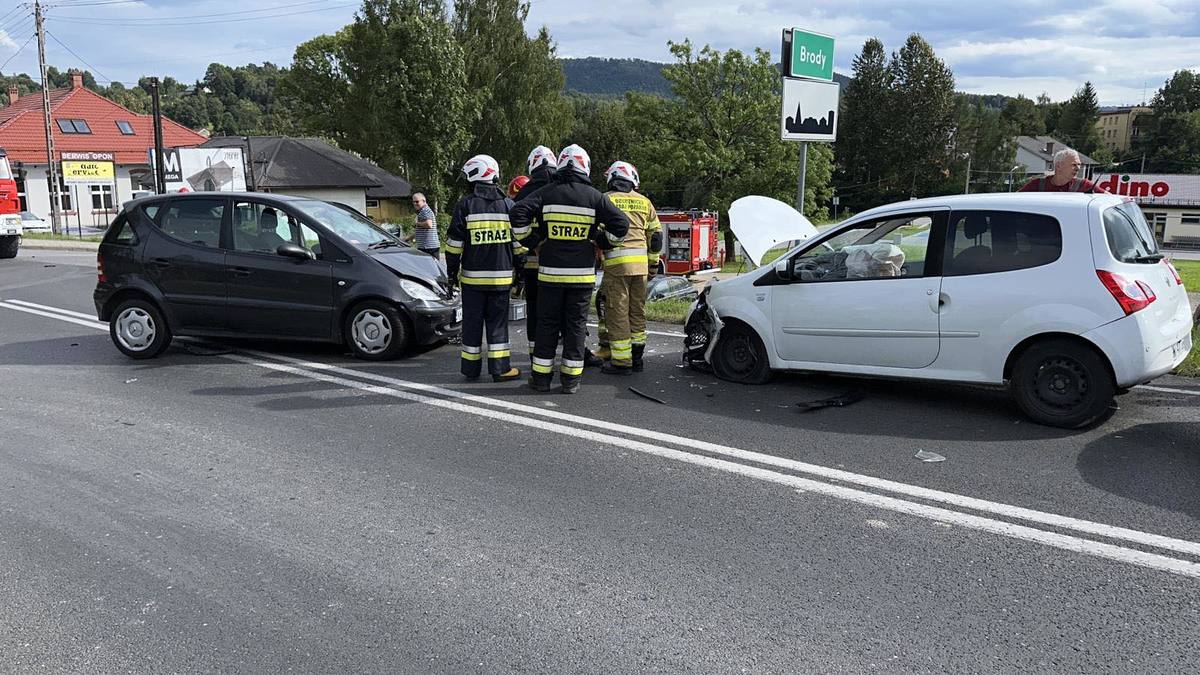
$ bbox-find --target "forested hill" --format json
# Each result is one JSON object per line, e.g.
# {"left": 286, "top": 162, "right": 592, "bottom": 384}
{"left": 561, "top": 57, "right": 853, "bottom": 97}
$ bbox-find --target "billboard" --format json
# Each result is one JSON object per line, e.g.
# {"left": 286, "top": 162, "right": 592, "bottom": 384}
{"left": 154, "top": 147, "right": 247, "bottom": 193}
{"left": 61, "top": 151, "right": 115, "bottom": 184}
{"left": 1092, "top": 173, "right": 1200, "bottom": 205}
{"left": 781, "top": 78, "right": 839, "bottom": 142}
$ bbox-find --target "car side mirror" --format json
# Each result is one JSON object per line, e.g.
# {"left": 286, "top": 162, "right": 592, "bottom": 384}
{"left": 774, "top": 258, "right": 792, "bottom": 281}
{"left": 277, "top": 243, "right": 315, "bottom": 260}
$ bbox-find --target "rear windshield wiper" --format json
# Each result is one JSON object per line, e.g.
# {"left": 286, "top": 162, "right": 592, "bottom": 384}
{"left": 1132, "top": 253, "right": 1164, "bottom": 263}
{"left": 368, "top": 239, "right": 403, "bottom": 250}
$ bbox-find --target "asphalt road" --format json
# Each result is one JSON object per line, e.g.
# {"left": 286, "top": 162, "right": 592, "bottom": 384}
{"left": 2, "top": 250, "right": 1199, "bottom": 673}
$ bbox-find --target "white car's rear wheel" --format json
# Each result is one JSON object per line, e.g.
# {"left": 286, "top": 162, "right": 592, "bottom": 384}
{"left": 1011, "top": 339, "right": 1115, "bottom": 428}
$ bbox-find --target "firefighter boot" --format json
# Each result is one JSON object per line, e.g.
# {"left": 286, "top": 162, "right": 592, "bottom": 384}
{"left": 493, "top": 367, "right": 522, "bottom": 383}
{"left": 529, "top": 372, "right": 552, "bottom": 392}
{"left": 559, "top": 374, "right": 581, "bottom": 394}
{"left": 584, "top": 348, "right": 604, "bottom": 368}
{"left": 601, "top": 361, "right": 633, "bottom": 376}
{"left": 632, "top": 344, "right": 646, "bottom": 372}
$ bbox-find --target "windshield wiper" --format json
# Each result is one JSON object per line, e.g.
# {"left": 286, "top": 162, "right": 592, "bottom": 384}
{"left": 368, "top": 239, "right": 402, "bottom": 250}
{"left": 1132, "top": 253, "right": 1164, "bottom": 263}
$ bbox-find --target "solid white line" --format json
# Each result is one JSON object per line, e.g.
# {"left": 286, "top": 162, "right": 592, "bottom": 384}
{"left": 241, "top": 348, "right": 1200, "bottom": 560}
{"left": 8, "top": 299, "right": 1200, "bottom": 565}
{"left": 229, "top": 354, "right": 1200, "bottom": 580}
{"left": 1135, "top": 384, "right": 1200, "bottom": 397}
{"left": 5, "top": 299, "right": 101, "bottom": 322}
{"left": 0, "top": 301, "right": 109, "bottom": 331}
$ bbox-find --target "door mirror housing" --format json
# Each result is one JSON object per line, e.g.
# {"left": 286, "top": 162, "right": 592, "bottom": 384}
{"left": 277, "top": 243, "right": 315, "bottom": 260}
{"left": 774, "top": 258, "right": 792, "bottom": 281}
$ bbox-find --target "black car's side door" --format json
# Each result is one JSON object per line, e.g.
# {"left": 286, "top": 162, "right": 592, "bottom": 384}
{"left": 224, "top": 199, "right": 335, "bottom": 339}
{"left": 140, "top": 197, "right": 229, "bottom": 331}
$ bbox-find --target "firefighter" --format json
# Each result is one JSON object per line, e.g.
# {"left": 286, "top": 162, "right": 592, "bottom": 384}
{"left": 444, "top": 154, "right": 521, "bottom": 383}
{"left": 512, "top": 146, "right": 558, "bottom": 365}
{"left": 511, "top": 144, "right": 629, "bottom": 394}
{"left": 592, "top": 161, "right": 662, "bottom": 374}
{"left": 507, "top": 175, "right": 530, "bottom": 198}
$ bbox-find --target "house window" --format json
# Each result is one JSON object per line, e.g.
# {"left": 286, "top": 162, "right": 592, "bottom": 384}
{"left": 15, "top": 170, "right": 27, "bottom": 212}
{"left": 366, "top": 199, "right": 380, "bottom": 209}
{"left": 90, "top": 185, "right": 114, "bottom": 211}
{"left": 115, "top": 120, "right": 135, "bottom": 135}
{"left": 1182, "top": 214, "right": 1200, "bottom": 226}
{"left": 53, "top": 177, "right": 73, "bottom": 211}
{"left": 54, "top": 119, "right": 92, "bottom": 134}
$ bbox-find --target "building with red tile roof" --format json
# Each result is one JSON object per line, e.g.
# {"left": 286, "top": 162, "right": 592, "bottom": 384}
{"left": 0, "top": 71, "right": 206, "bottom": 229}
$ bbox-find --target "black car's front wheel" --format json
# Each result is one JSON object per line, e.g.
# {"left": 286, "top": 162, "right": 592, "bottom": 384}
{"left": 345, "top": 301, "right": 409, "bottom": 360}
{"left": 110, "top": 298, "right": 172, "bottom": 359}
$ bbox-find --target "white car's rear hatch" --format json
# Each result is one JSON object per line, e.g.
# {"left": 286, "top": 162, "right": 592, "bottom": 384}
{"left": 728, "top": 196, "right": 820, "bottom": 266}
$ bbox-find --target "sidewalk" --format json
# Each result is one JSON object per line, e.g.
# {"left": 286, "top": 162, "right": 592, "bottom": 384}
{"left": 23, "top": 239, "right": 100, "bottom": 252}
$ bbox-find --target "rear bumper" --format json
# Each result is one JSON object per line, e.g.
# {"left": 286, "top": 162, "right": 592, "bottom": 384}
{"left": 1083, "top": 309, "right": 1194, "bottom": 387}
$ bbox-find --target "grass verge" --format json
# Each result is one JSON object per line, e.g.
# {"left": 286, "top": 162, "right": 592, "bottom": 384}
{"left": 1176, "top": 330, "right": 1200, "bottom": 377}
{"left": 23, "top": 232, "right": 104, "bottom": 243}
{"left": 1172, "top": 259, "right": 1200, "bottom": 293}
{"left": 644, "top": 298, "right": 693, "bottom": 324}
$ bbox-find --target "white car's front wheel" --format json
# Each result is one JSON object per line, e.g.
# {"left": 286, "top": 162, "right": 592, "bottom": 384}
{"left": 711, "top": 322, "right": 772, "bottom": 384}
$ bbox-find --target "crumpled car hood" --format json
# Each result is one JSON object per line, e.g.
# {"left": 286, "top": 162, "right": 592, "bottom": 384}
{"left": 729, "top": 196, "right": 820, "bottom": 265}
{"left": 368, "top": 248, "right": 450, "bottom": 287}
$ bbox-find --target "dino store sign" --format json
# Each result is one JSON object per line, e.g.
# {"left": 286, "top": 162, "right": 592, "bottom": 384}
{"left": 1093, "top": 174, "right": 1200, "bottom": 202}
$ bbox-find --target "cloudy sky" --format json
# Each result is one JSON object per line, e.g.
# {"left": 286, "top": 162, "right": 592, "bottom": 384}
{"left": 1, "top": 0, "right": 1197, "bottom": 105}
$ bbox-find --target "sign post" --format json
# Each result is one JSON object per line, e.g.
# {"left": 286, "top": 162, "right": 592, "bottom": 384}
{"left": 780, "top": 27, "right": 838, "bottom": 215}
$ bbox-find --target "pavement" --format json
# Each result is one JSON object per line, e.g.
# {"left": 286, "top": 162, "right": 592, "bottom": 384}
{"left": 1, "top": 249, "right": 1199, "bottom": 672}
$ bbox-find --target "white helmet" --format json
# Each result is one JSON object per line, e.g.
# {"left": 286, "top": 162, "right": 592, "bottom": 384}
{"left": 605, "top": 161, "right": 639, "bottom": 188}
{"left": 527, "top": 145, "right": 557, "bottom": 174}
{"left": 462, "top": 154, "right": 500, "bottom": 183}
{"left": 557, "top": 144, "right": 591, "bottom": 177}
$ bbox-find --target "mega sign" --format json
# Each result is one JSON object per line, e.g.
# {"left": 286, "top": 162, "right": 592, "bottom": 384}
{"left": 1093, "top": 173, "right": 1200, "bottom": 202}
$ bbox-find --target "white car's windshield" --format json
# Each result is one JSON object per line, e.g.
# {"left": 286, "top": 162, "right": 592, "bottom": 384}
{"left": 291, "top": 200, "right": 396, "bottom": 248}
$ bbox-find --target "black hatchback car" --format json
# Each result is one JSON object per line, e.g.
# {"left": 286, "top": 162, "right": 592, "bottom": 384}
{"left": 94, "top": 192, "right": 461, "bottom": 360}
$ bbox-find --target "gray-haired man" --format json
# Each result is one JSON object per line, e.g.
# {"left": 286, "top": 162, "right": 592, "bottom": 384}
{"left": 411, "top": 192, "right": 441, "bottom": 257}
{"left": 1019, "top": 149, "right": 1105, "bottom": 193}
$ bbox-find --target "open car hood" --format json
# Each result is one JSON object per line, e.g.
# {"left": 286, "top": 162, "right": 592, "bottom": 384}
{"left": 729, "top": 196, "right": 820, "bottom": 266}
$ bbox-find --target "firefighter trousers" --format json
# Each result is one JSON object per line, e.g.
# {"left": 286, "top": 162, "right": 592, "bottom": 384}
{"left": 531, "top": 284, "right": 590, "bottom": 387}
{"left": 596, "top": 273, "right": 647, "bottom": 367}
{"left": 523, "top": 268, "right": 541, "bottom": 360}
{"left": 460, "top": 288, "right": 511, "bottom": 378}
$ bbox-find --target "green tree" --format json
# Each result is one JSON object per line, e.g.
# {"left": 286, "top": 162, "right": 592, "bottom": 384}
{"left": 1054, "top": 82, "right": 1102, "bottom": 155}
{"left": 281, "top": 30, "right": 352, "bottom": 143}
{"left": 955, "top": 99, "right": 1016, "bottom": 193}
{"left": 887, "top": 34, "right": 957, "bottom": 199}
{"left": 1151, "top": 69, "right": 1200, "bottom": 113}
{"left": 451, "top": 0, "right": 571, "bottom": 178}
{"left": 1000, "top": 95, "right": 1044, "bottom": 136}
{"left": 834, "top": 38, "right": 892, "bottom": 210}
{"left": 561, "top": 94, "right": 633, "bottom": 180}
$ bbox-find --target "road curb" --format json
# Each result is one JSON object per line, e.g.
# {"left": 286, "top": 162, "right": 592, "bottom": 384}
{"left": 22, "top": 240, "right": 100, "bottom": 252}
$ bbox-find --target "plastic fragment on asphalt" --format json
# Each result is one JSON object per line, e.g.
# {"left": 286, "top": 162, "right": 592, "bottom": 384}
{"left": 795, "top": 390, "right": 865, "bottom": 412}
{"left": 915, "top": 450, "right": 946, "bottom": 463}
{"left": 628, "top": 387, "right": 666, "bottom": 404}
{"left": 124, "top": 378, "right": 138, "bottom": 384}
{"left": 865, "top": 519, "right": 890, "bottom": 529}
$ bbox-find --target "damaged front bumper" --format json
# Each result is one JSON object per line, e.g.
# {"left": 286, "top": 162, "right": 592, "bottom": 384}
{"left": 682, "top": 286, "right": 723, "bottom": 372}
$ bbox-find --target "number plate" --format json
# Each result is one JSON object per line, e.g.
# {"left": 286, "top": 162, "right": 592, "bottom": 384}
{"left": 454, "top": 307, "right": 463, "bottom": 323}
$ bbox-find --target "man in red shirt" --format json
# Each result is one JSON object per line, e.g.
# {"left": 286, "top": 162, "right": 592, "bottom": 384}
{"left": 1019, "top": 148, "right": 1106, "bottom": 192}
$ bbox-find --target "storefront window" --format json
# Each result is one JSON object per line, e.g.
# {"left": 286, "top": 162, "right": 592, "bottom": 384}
{"left": 91, "top": 185, "right": 114, "bottom": 210}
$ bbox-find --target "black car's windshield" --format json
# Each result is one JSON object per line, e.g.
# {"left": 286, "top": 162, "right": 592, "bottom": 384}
{"left": 291, "top": 200, "right": 397, "bottom": 248}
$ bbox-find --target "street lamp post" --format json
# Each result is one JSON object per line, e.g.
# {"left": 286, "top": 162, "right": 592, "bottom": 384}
{"left": 1007, "top": 165, "right": 1023, "bottom": 193}
{"left": 962, "top": 152, "right": 972, "bottom": 195}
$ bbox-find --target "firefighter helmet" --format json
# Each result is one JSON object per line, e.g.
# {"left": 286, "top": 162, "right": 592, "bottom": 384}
{"left": 507, "top": 175, "right": 530, "bottom": 197}
{"left": 604, "top": 161, "right": 640, "bottom": 188}
{"left": 527, "top": 145, "right": 557, "bottom": 174}
{"left": 462, "top": 154, "right": 500, "bottom": 183}
{"left": 557, "top": 144, "right": 591, "bottom": 177}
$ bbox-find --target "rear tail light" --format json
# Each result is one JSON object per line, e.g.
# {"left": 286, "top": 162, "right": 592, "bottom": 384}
{"left": 1164, "top": 259, "right": 1183, "bottom": 286}
{"left": 1097, "top": 269, "right": 1155, "bottom": 315}
{"left": 97, "top": 253, "right": 107, "bottom": 283}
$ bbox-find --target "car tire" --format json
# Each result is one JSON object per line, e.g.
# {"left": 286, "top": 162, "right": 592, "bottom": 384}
{"left": 712, "top": 321, "right": 772, "bottom": 385}
{"left": 0, "top": 235, "right": 18, "bottom": 259}
{"left": 345, "top": 301, "right": 409, "bottom": 361}
{"left": 109, "top": 298, "right": 172, "bottom": 359}
{"left": 1010, "top": 339, "right": 1115, "bottom": 429}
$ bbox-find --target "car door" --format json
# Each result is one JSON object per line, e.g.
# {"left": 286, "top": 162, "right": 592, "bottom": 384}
{"left": 224, "top": 199, "right": 335, "bottom": 339}
{"left": 140, "top": 197, "right": 228, "bottom": 331}
{"left": 769, "top": 210, "right": 947, "bottom": 369}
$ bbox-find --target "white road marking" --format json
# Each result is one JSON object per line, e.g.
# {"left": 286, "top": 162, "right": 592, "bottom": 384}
{"left": 5, "top": 299, "right": 99, "bottom": 321}
{"left": 1135, "top": 384, "right": 1200, "bottom": 397}
{"left": 586, "top": 322, "right": 686, "bottom": 338}
{"left": 6, "top": 298, "right": 1200, "bottom": 576}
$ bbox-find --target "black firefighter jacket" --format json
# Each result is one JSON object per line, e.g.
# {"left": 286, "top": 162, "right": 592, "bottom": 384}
{"left": 444, "top": 183, "right": 517, "bottom": 291}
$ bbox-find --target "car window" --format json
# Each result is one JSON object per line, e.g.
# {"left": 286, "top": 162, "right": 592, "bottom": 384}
{"left": 103, "top": 213, "right": 137, "bottom": 246}
{"left": 944, "top": 211, "right": 1062, "bottom": 276}
{"left": 232, "top": 201, "right": 298, "bottom": 254}
{"left": 299, "top": 223, "right": 324, "bottom": 258}
{"left": 1103, "top": 202, "right": 1160, "bottom": 263}
{"left": 668, "top": 278, "right": 689, "bottom": 292}
{"left": 792, "top": 213, "right": 934, "bottom": 282}
{"left": 155, "top": 199, "right": 224, "bottom": 247}
{"left": 289, "top": 199, "right": 393, "bottom": 248}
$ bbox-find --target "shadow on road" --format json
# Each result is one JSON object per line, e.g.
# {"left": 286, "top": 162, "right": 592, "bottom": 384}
{"left": 1076, "top": 422, "right": 1200, "bottom": 519}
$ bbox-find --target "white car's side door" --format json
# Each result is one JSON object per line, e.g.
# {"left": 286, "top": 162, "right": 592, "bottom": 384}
{"left": 769, "top": 210, "right": 947, "bottom": 369}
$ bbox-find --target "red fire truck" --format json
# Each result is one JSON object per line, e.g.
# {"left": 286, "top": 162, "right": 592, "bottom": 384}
{"left": 0, "top": 148, "right": 23, "bottom": 259}
{"left": 659, "top": 209, "right": 721, "bottom": 275}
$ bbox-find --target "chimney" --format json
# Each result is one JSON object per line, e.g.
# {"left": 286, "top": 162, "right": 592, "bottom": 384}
{"left": 69, "top": 70, "right": 83, "bottom": 90}
{"left": 7, "top": 86, "right": 17, "bottom": 105}
{"left": 1044, "top": 140, "right": 1054, "bottom": 155}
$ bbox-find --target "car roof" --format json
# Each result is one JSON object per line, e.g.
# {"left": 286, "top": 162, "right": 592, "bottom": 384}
{"left": 122, "top": 191, "right": 313, "bottom": 210}
{"left": 849, "top": 192, "right": 1128, "bottom": 223}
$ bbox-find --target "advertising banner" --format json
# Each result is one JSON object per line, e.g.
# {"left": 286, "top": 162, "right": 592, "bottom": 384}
{"left": 154, "top": 147, "right": 247, "bottom": 193}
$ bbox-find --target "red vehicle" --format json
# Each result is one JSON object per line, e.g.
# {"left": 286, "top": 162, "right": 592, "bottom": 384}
{"left": 659, "top": 209, "right": 721, "bottom": 275}
{"left": 0, "top": 148, "right": 22, "bottom": 259}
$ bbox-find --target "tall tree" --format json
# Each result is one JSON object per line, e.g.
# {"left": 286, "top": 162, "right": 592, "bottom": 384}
{"left": 561, "top": 94, "right": 633, "bottom": 180}
{"left": 1151, "top": 69, "right": 1200, "bottom": 114}
{"left": 1054, "top": 82, "right": 1102, "bottom": 155}
{"left": 1000, "top": 95, "right": 1044, "bottom": 136}
{"left": 834, "top": 38, "right": 892, "bottom": 209}
{"left": 281, "top": 30, "right": 352, "bottom": 144}
{"left": 451, "top": 0, "right": 571, "bottom": 179}
{"left": 887, "top": 34, "right": 957, "bottom": 198}
{"left": 1136, "top": 69, "right": 1200, "bottom": 172}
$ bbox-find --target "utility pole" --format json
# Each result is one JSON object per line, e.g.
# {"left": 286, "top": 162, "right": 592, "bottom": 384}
{"left": 35, "top": 0, "right": 62, "bottom": 235}
{"left": 150, "top": 78, "right": 166, "bottom": 194}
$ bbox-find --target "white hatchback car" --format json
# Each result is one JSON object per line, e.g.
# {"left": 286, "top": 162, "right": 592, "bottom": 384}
{"left": 686, "top": 193, "right": 1194, "bottom": 428}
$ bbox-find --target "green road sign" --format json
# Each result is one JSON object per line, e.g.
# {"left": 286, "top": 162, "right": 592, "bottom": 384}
{"left": 782, "top": 28, "right": 835, "bottom": 81}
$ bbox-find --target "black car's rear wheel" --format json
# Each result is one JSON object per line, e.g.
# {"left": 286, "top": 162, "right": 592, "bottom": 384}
{"left": 110, "top": 298, "right": 172, "bottom": 359}
{"left": 0, "top": 235, "right": 19, "bottom": 259}
{"left": 1010, "top": 339, "right": 1115, "bottom": 428}
{"left": 345, "top": 301, "right": 409, "bottom": 360}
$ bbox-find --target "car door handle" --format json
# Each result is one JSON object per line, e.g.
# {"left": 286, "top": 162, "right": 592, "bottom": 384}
{"left": 149, "top": 258, "right": 172, "bottom": 269}
{"left": 230, "top": 267, "right": 252, "bottom": 278}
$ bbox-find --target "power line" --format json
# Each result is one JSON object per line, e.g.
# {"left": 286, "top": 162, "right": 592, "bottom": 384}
{"left": 0, "top": 32, "right": 35, "bottom": 72}
{"left": 51, "top": 0, "right": 353, "bottom": 25}
{"left": 44, "top": 28, "right": 111, "bottom": 83}
{"left": 0, "top": 4, "right": 29, "bottom": 26}
{"left": 48, "top": 0, "right": 144, "bottom": 6}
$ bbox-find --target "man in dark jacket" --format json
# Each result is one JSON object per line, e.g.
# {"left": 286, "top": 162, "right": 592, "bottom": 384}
{"left": 445, "top": 154, "right": 521, "bottom": 382}
{"left": 511, "top": 144, "right": 630, "bottom": 394}
{"left": 512, "top": 145, "right": 558, "bottom": 365}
